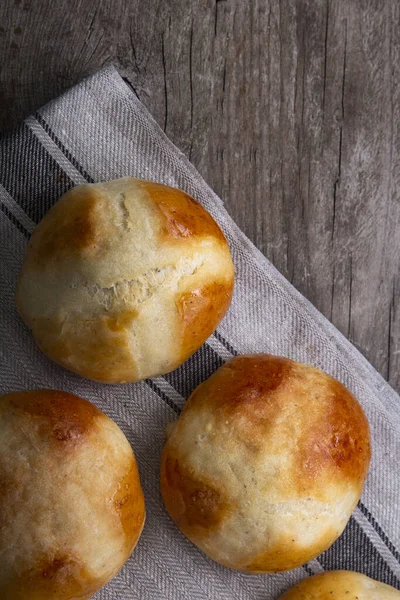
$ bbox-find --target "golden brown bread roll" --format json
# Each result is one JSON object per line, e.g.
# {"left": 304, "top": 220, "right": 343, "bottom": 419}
{"left": 16, "top": 177, "right": 234, "bottom": 383}
{"left": 160, "top": 354, "right": 371, "bottom": 573}
{"left": 0, "top": 389, "right": 145, "bottom": 599}
{"left": 279, "top": 571, "right": 400, "bottom": 599}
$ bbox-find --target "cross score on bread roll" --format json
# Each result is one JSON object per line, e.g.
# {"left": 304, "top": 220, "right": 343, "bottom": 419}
{"left": 16, "top": 177, "right": 234, "bottom": 383}
{"left": 278, "top": 571, "right": 400, "bottom": 599}
{"left": 160, "top": 354, "right": 371, "bottom": 573}
{"left": 0, "top": 389, "right": 145, "bottom": 599}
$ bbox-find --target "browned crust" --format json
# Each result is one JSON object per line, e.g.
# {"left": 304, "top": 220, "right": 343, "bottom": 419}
{"left": 140, "top": 180, "right": 227, "bottom": 243}
{"left": 18, "top": 553, "right": 95, "bottom": 600}
{"left": 113, "top": 459, "right": 146, "bottom": 552}
{"left": 161, "top": 455, "right": 230, "bottom": 539}
{"left": 296, "top": 376, "right": 371, "bottom": 490}
{"left": 177, "top": 280, "right": 234, "bottom": 362}
{"left": 28, "top": 187, "right": 104, "bottom": 268}
{"left": 278, "top": 571, "right": 400, "bottom": 599}
{"left": 3, "top": 389, "right": 101, "bottom": 447}
{"left": 29, "top": 316, "right": 138, "bottom": 383}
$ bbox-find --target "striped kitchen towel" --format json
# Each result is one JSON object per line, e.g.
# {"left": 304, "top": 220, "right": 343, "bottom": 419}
{"left": 0, "top": 64, "right": 399, "bottom": 599}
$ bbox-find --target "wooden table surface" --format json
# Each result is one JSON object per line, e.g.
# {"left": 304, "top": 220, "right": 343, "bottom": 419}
{"left": 1, "top": 0, "right": 399, "bottom": 391}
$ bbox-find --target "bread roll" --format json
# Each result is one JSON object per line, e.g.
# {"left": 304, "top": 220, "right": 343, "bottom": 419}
{"left": 160, "top": 354, "right": 371, "bottom": 572}
{"left": 279, "top": 571, "right": 400, "bottom": 599}
{"left": 16, "top": 177, "right": 234, "bottom": 383}
{"left": 0, "top": 389, "right": 145, "bottom": 599}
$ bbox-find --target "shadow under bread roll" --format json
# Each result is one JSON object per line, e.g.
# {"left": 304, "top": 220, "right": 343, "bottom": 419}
{"left": 278, "top": 571, "right": 400, "bottom": 599}
{"left": 16, "top": 177, "right": 234, "bottom": 383}
{"left": 160, "top": 354, "right": 371, "bottom": 573}
{"left": 0, "top": 389, "right": 145, "bottom": 599}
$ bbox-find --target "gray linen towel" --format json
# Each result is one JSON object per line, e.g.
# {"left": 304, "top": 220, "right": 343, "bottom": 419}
{"left": 0, "top": 64, "right": 399, "bottom": 599}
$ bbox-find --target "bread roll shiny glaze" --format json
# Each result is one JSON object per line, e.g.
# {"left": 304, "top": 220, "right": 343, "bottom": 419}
{"left": 0, "top": 389, "right": 145, "bottom": 599}
{"left": 16, "top": 177, "right": 234, "bottom": 383}
{"left": 279, "top": 571, "right": 400, "bottom": 599}
{"left": 160, "top": 354, "right": 371, "bottom": 573}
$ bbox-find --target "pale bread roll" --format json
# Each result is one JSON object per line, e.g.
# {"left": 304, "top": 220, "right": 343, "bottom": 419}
{"left": 16, "top": 177, "right": 234, "bottom": 383}
{"left": 279, "top": 571, "right": 400, "bottom": 599}
{"left": 160, "top": 354, "right": 371, "bottom": 573}
{"left": 0, "top": 389, "right": 145, "bottom": 599}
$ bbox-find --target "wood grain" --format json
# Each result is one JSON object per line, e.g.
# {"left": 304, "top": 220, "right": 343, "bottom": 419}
{"left": 0, "top": 0, "right": 398, "bottom": 391}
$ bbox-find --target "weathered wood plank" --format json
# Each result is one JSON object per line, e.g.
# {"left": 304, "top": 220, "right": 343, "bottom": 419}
{"left": 0, "top": 0, "right": 398, "bottom": 390}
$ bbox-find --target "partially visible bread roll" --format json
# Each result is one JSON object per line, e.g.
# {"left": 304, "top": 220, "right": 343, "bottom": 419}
{"left": 16, "top": 177, "right": 234, "bottom": 383}
{"left": 160, "top": 354, "right": 371, "bottom": 573}
{"left": 279, "top": 571, "right": 400, "bottom": 599}
{"left": 0, "top": 389, "right": 145, "bottom": 599}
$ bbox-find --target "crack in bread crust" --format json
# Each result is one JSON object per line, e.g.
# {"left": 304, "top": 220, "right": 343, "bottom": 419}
{"left": 78, "top": 257, "right": 206, "bottom": 311}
